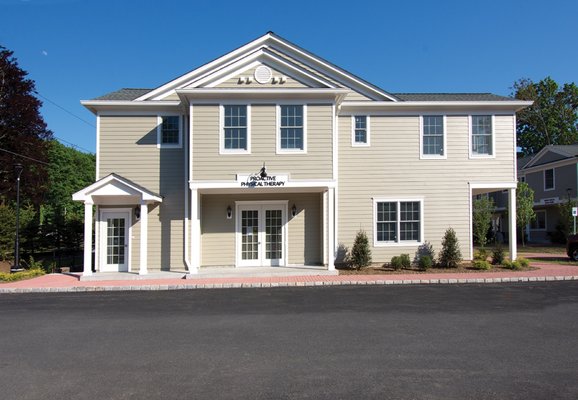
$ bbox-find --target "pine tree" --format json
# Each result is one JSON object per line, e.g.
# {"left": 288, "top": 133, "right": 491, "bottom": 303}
{"left": 350, "top": 230, "right": 372, "bottom": 270}
{"left": 439, "top": 227, "right": 462, "bottom": 268}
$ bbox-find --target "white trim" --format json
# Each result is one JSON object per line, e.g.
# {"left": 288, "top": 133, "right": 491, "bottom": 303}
{"left": 469, "top": 114, "right": 495, "bottom": 159}
{"left": 544, "top": 168, "right": 555, "bottom": 191}
{"left": 530, "top": 209, "right": 547, "bottom": 231}
{"left": 342, "top": 100, "right": 532, "bottom": 111}
{"left": 372, "top": 197, "right": 424, "bottom": 247}
{"left": 139, "top": 202, "right": 148, "bottom": 275}
{"left": 157, "top": 114, "right": 183, "bottom": 149}
{"left": 83, "top": 202, "right": 93, "bottom": 276}
{"left": 351, "top": 115, "right": 370, "bottom": 147}
{"left": 73, "top": 174, "right": 163, "bottom": 203}
{"left": 99, "top": 208, "right": 132, "bottom": 273}
{"left": 190, "top": 179, "right": 336, "bottom": 190}
{"left": 468, "top": 186, "right": 473, "bottom": 261}
{"left": 525, "top": 145, "right": 576, "bottom": 169}
{"left": 521, "top": 158, "right": 577, "bottom": 174}
{"left": 95, "top": 114, "right": 100, "bottom": 179}
{"left": 469, "top": 182, "right": 517, "bottom": 190}
{"left": 219, "top": 104, "right": 251, "bottom": 154}
{"left": 276, "top": 104, "right": 308, "bottom": 154}
{"left": 419, "top": 114, "right": 447, "bottom": 159}
{"left": 235, "top": 201, "right": 288, "bottom": 267}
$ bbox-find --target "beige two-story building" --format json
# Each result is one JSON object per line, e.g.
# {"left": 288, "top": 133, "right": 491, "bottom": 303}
{"left": 73, "top": 32, "right": 531, "bottom": 276}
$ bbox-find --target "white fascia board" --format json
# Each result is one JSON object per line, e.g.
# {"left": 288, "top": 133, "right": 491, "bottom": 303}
{"left": 341, "top": 100, "right": 533, "bottom": 113}
{"left": 177, "top": 88, "right": 349, "bottom": 102}
{"left": 470, "top": 182, "right": 517, "bottom": 191}
{"left": 80, "top": 100, "right": 182, "bottom": 114}
{"left": 73, "top": 174, "right": 163, "bottom": 203}
{"left": 190, "top": 179, "right": 337, "bottom": 190}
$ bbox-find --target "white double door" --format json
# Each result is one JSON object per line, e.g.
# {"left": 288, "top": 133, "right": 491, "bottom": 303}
{"left": 237, "top": 203, "right": 287, "bottom": 267}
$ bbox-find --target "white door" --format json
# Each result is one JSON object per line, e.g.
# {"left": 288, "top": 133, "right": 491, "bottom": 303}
{"left": 237, "top": 204, "right": 286, "bottom": 267}
{"left": 101, "top": 211, "right": 129, "bottom": 272}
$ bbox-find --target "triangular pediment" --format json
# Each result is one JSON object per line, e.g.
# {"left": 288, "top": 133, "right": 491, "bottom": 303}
{"left": 137, "top": 32, "right": 398, "bottom": 102}
{"left": 524, "top": 145, "right": 578, "bottom": 169}
{"left": 72, "top": 174, "right": 163, "bottom": 203}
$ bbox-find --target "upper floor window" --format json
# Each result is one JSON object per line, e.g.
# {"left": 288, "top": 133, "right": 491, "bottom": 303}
{"left": 421, "top": 115, "right": 445, "bottom": 158}
{"left": 352, "top": 116, "right": 370, "bottom": 146}
{"left": 157, "top": 115, "right": 181, "bottom": 148}
{"left": 544, "top": 168, "right": 555, "bottom": 191}
{"left": 278, "top": 105, "right": 306, "bottom": 153}
{"left": 221, "top": 105, "right": 250, "bottom": 153}
{"left": 471, "top": 115, "right": 493, "bottom": 157}
{"left": 374, "top": 199, "right": 423, "bottom": 245}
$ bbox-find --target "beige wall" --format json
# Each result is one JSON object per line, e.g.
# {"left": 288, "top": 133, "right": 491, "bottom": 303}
{"left": 192, "top": 104, "right": 333, "bottom": 181}
{"left": 98, "top": 115, "right": 186, "bottom": 271}
{"left": 200, "top": 192, "right": 322, "bottom": 266}
{"left": 337, "top": 114, "right": 516, "bottom": 262}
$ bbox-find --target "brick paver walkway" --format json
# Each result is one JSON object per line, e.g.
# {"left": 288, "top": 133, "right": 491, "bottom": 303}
{"left": 1, "top": 252, "right": 577, "bottom": 293}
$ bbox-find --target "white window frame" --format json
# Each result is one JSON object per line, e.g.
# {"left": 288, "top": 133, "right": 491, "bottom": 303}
{"left": 372, "top": 198, "right": 424, "bottom": 247}
{"left": 544, "top": 168, "right": 555, "bottom": 191}
{"left": 420, "top": 115, "right": 447, "bottom": 159}
{"left": 276, "top": 104, "right": 307, "bottom": 154}
{"left": 219, "top": 104, "right": 251, "bottom": 154}
{"left": 530, "top": 209, "right": 547, "bottom": 231}
{"left": 351, "top": 115, "right": 370, "bottom": 147}
{"left": 469, "top": 115, "right": 495, "bottom": 159}
{"left": 157, "top": 114, "right": 182, "bottom": 149}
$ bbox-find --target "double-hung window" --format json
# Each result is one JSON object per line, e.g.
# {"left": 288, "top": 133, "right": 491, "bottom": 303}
{"left": 544, "top": 168, "right": 555, "bottom": 191}
{"left": 222, "top": 105, "right": 249, "bottom": 153}
{"left": 158, "top": 115, "right": 181, "bottom": 148}
{"left": 278, "top": 105, "right": 305, "bottom": 152}
{"left": 471, "top": 115, "right": 493, "bottom": 156}
{"left": 352, "top": 116, "right": 370, "bottom": 146}
{"left": 421, "top": 115, "right": 445, "bottom": 157}
{"left": 375, "top": 200, "right": 422, "bottom": 245}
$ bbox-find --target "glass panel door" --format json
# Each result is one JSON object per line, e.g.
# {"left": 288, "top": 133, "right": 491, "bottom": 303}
{"left": 101, "top": 211, "right": 129, "bottom": 272}
{"left": 237, "top": 204, "right": 285, "bottom": 267}
{"left": 241, "top": 210, "right": 259, "bottom": 261}
{"left": 265, "top": 209, "right": 283, "bottom": 264}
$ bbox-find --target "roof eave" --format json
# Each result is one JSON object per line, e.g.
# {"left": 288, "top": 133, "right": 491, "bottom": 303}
{"left": 341, "top": 100, "right": 533, "bottom": 112}
{"left": 80, "top": 100, "right": 182, "bottom": 114}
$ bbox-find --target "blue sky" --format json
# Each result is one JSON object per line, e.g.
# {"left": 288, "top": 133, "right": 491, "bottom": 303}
{"left": 2, "top": 0, "right": 577, "bottom": 154}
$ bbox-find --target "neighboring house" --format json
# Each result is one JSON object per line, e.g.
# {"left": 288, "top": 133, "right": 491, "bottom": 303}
{"left": 493, "top": 145, "right": 578, "bottom": 243}
{"left": 73, "top": 32, "right": 531, "bottom": 276}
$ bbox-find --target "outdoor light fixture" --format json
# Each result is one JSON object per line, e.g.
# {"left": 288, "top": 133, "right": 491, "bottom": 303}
{"left": 134, "top": 206, "right": 141, "bottom": 220}
{"left": 12, "top": 163, "right": 24, "bottom": 272}
{"left": 291, "top": 204, "right": 297, "bottom": 217}
{"left": 227, "top": 205, "right": 232, "bottom": 219}
{"left": 259, "top": 163, "right": 267, "bottom": 178}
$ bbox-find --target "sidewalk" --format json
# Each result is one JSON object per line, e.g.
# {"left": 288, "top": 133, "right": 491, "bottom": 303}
{"left": 1, "top": 254, "right": 577, "bottom": 293}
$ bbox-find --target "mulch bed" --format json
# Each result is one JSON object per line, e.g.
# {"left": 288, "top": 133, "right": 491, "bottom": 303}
{"left": 338, "top": 263, "right": 538, "bottom": 275}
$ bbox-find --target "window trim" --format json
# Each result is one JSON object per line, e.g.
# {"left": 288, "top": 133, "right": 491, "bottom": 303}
{"left": 544, "top": 168, "right": 555, "bottom": 191}
{"left": 219, "top": 104, "right": 251, "bottom": 155}
{"left": 372, "top": 197, "right": 424, "bottom": 247}
{"left": 420, "top": 114, "right": 447, "bottom": 159}
{"left": 156, "top": 114, "right": 182, "bottom": 149}
{"left": 469, "top": 114, "right": 495, "bottom": 159}
{"left": 276, "top": 104, "right": 307, "bottom": 154}
{"left": 351, "top": 115, "right": 370, "bottom": 147}
{"left": 530, "top": 209, "right": 547, "bottom": 231}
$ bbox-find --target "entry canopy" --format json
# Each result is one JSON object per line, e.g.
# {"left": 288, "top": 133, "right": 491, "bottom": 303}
{"left": 72, "top": 173, "right": 163, "bottom": 205}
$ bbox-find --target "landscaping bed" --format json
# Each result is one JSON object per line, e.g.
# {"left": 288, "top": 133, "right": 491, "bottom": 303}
{"left": 338, "top": 263, "right": 538, "bottom": 275}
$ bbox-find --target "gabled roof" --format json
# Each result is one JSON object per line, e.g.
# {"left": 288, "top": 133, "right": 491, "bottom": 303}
{"left": 523, "top": 145, "right": 578, "bottom": 169}
{"left": 72, "top": 173, "right": 163, "bottom": 203}
{"left": 516, "top": 154, "right": 535, "bottom": 171}
{"left": 93, "top": 88, "right": 151, "bottom": 101}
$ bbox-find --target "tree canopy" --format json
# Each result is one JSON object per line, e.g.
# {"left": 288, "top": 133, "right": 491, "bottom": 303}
{"left": 513, "top": 77, "right": 578, "bottom": 156}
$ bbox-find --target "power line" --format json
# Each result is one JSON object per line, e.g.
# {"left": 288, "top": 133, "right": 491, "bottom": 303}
{"left": 34, "top": 91, "right": 95, "bottom": 128}
{"left": 53, "top": 135, "right": 93, "bottom": 154}
{"left": 0, "top": 147, "right": 50, "bottom": 165}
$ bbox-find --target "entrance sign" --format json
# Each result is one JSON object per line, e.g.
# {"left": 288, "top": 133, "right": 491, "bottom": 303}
{"left": 237, "top": 174, "right": 288, "bottom": 188}
{"left": 572, "top": 207, "right": 577, "bottom": 217}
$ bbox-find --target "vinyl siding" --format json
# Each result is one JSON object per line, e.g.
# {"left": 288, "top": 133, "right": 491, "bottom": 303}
{"left": 337, "top": 114, "right": 516, "bottom": 262}
{"left": 192, "top": 104, "right": 333, "bottom": 180}
{"left": 214, "top": 65, "right": 310, "bottom": 88}
{"left": 200, "top": 193, "right": 322, "bottom": 266}
{"left": 526, "top": 163, "right": 577, "bottom": 202}
{"left": 98, "top": 115, "right": 186, "bottom": 271}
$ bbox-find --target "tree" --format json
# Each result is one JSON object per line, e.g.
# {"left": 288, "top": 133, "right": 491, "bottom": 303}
{"left": 439, "top": 227, "right": 462, "bottom": 268}
{"left": 516, "top": 181, "right": 535, "bottom": 247}
{"left": 0, "top": 45, "right": 52, "bottom": 205}
{"left": 512, "top": 77, "right": 578, "bottom": 156}
{"left": 349, "top": 230, "right": 371, "bottom": 270}
{"left": 472, "top": 196, "right": 495, "bottom": 248}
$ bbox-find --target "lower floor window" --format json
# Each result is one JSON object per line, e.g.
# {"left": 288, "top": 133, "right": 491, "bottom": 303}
{"left": 375, "top": 200, "right": 422, "bottom": 244}
{"left": 530, "top": 210, "right": 546, "bottom": 230}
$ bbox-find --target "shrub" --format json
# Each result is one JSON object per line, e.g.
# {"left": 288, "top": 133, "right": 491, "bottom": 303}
{"left": 418, "top": 255, "right": 433, "bottom": 271}
{"left": 399, "top": 254, "right": 411, "bottom": 269}
{"left": 349, "top": 230, "right": 372, "bottom": 270}
{"left": 503, "top": 260, "right": 522, "bottom": 270}
{"left": 517, "top": 257, "right": 530, "bottom": 268}
{"left": 473, "top": 249, "right": 488, "bottom": 261}
{"left": 0, "top": 268, "right": 45, "bottom": 282}
{"left": 390, "top": 256, "right": 402, "bottom": 270}
{"left": 492, "top": 244, "right": 505, "bottom": 265}
{"left": 472, "top": 260, "right": 492, "bottom": 270}
{"left": 415, "top": 241, "right": 435, "bottom": 265}
{"left": 439, "top": 228, "right": 462, "bottom": 268}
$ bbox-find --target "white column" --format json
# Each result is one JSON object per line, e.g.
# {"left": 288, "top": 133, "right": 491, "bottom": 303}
{"left": 83, "top": 201, "right": 93, "bottom": 276}
{"left": 139, "top": 202, "right": 148, "bottom": 275}
{"left": 509, "top": 188, "right": 517, "bottom": 261}
{"left": 322, "top": 190, "right": 328, "bottom": 266}
{"left": 328, "top": 188, "right": 335, "bottom": 271}
{"left": 190, "top": 188, "right": 200, "bottom": 274}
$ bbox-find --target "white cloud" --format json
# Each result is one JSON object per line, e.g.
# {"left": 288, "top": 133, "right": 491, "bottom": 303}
{"left": 41, "top": 50, "right": 48, "bottom": 56}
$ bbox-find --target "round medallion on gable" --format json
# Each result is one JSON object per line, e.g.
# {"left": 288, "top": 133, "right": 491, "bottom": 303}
{"left": 254, "top": 66, "right": 272, "bottom": 84}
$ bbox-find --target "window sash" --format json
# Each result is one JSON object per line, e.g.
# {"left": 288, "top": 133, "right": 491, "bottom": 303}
{"left": 161, "top": 116, "right": 179, "bottom": 144}
{"left": 422, "top": 116, "right": 444, "bottom": 155}
{"left": 376, "top": 201, "right": 421, "bottom": 243}
{"left": 280, "top": 105, "right": 303, "bottom": 150}
{"left": 224, "top": 105, "right": 247, "bottom": 150}
{"left": 472, "top": 115, "right": 492, "bottom": 155}
{"left": 545, "top": 169, "right": 554, "bottom": 190}
{"left": 354, "top": 116, "right": 367, "bottom": 144}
